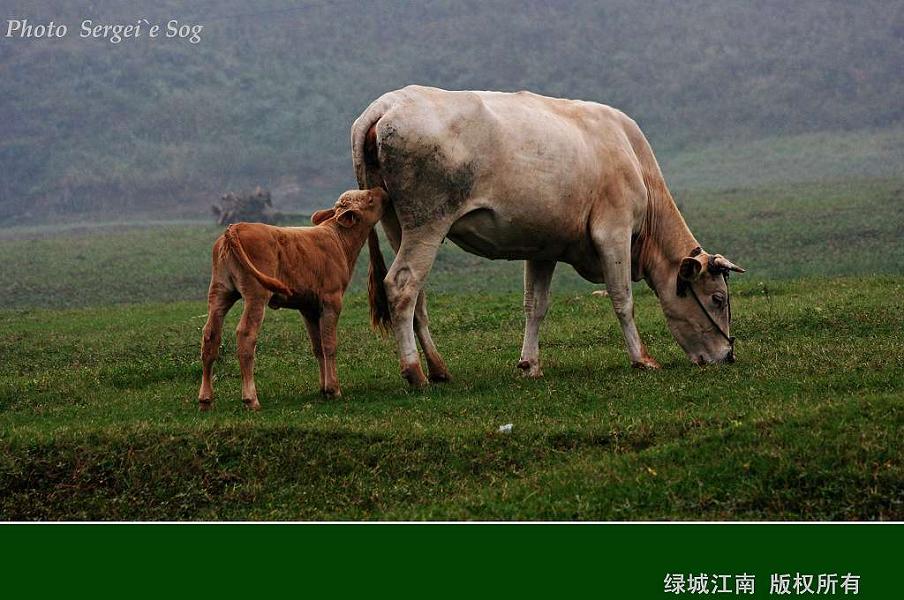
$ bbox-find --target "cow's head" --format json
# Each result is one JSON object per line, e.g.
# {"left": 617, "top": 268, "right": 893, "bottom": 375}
{"left": 663, "top": 247, "right": 745, "bottom": 365}
{"left": 312, "top": 188, "right": 387, "bottom": 228}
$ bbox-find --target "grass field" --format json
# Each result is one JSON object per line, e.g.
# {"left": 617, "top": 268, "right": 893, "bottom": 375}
{"left": 661, "top": 127, "right": 904, "bottom": 192}
{"left": 2, "top": 177, "right": 902, "bottom": 307}
{"left": 1, "top": 178, "right": 902, "bottom": 520}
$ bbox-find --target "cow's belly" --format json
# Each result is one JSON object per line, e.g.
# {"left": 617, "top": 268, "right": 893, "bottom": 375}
{"left": 446, "top": 203, "right": 610, "bottom": 283}
{"left": 447, "top": 206, "right": 573, "bottom": 261}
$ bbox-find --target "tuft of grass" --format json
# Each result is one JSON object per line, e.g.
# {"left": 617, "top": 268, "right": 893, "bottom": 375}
{"left": 1, "top": 277, "right": 901, "bottom": 520}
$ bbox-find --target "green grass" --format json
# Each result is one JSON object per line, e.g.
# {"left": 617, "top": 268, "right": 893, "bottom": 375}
{"left": 1, "top": 277, "right": 901, "bottom": 520}
{"left": 662, "top": 127, "right": 904, "bottom": 192}
{"left": 1, "top": 176, "right": 902, "bottom": 520}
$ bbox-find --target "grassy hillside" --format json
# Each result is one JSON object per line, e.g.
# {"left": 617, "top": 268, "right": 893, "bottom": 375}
{"left": 2, "top": 110, "right": 901, "bottom": 520}
{"left": 663, "top": 128, "right": 904, "bottom": 192}
{"left": 1, "top": 276, "right": 901, "bottom": 520}
{"left": 2, "top": 177, "right": 901, "bottom": 308}
{"left": 2, "top": 0, "right": 902, "bottom": 222}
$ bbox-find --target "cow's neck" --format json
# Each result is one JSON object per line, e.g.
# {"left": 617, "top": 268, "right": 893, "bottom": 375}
{"left": 632, "top": 179, "right": 699, "bottom": 298}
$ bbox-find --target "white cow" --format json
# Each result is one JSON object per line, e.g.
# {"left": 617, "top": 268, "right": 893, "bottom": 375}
{"left": 352, "top": 86, "right": 744, "bottom": 386}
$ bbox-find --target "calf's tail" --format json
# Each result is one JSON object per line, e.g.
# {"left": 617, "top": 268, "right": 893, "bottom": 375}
{"left": 223, "top": 224, "right": 292, "bottom": 296}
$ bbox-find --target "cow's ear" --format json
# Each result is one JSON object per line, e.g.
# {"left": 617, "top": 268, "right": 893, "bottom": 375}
{"left": 311, "top": 208, "right": 335, "bottom": 225}
{"left": 679, "top": 255, "right": 706, "bottom": 282}
{"left": 336, "top": 209, "right": 361, "bottom": 228}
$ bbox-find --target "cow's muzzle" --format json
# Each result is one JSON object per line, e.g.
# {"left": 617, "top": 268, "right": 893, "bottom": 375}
{"left": 723, "top": 336, "right": 736, "bottom": 364}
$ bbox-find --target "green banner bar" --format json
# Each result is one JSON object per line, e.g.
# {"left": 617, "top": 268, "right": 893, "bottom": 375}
{"left": 1, "top": 524, "right": 897, "bottom": 598}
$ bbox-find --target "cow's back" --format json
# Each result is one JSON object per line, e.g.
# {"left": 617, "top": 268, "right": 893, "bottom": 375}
{"left": 360, "top": 86, "right": 651, "bottom": 261}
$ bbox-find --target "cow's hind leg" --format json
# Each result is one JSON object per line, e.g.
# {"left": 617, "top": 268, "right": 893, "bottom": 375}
{"left": 413, "top": 293, "right": 450, "bottom": 382}
{"left": 381, "top": 209, "right": 450, "bottom": 383}
{"left": 593, "top": 228, "right": 660, "bottom": 369}
{"left": 236, "top": 294, "right": 268, "bottom": 410}
{"left": 518, "top": 259, "right": 556, "bottom": 378}
{"left": 198, "top": 285, "right": 238, "bottom": 411}
{"left": 384, "top": 228, "right": 445, "bottom": 387}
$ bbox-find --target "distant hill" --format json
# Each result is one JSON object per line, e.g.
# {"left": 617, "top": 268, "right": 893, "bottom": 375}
{"left": 1, "top": 0, "right": 902, "bottom": 223}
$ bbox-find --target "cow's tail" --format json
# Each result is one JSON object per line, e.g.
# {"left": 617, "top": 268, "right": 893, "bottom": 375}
{"left": 367, "top": 228, "right": 392, "bottom": 334}
{"left": 223, "top": 224, "right": 293, "bottom": 296}
{"left": 351, "top": 95, "right": 396, "bottom": 190}
{"left": 352, "top": 99, "right": 395, "bottom": 334}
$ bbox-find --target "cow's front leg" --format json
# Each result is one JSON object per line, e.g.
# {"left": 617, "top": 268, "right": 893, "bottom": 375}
{"left": 518, "top": 259, "right": 556, "bottom": 378}
{"left": 595, "top": 231, "right": 660, "bottom": 369}
{"left": 384, "top": 232, "right": 444, "bottom": 387}
{"left": 236, "top": 295, "right": 267, "bottom": 410}
{"left": 318, "top": 300, "right": 342, "bottom": 398}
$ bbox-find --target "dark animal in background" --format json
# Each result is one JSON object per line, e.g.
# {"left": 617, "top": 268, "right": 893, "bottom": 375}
{"left": 211, "top": 187, "right": 281, "bottom": 225}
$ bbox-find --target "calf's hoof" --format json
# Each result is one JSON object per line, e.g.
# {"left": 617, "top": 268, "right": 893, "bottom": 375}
{"left": 631, "top": 357, "right": 662, "bottom": 370}
{"left": 321, "top": 387, "right": 342, "bottom": 399}
{"left": 517, "top": 359, "right": 543, "bottom": 379}
{"left": 243, "top": 398, "right": 262, "bottom": 411}
{"left": 401, "top": 362, "right": 428, "bottom": 388}
{"left": 198, "top": 399, "right": 213, "bottom": 412}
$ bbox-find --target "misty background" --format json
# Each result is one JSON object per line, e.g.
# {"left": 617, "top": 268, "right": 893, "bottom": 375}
{"left": 1, "top": 0, "right": 902, "bottom": 225}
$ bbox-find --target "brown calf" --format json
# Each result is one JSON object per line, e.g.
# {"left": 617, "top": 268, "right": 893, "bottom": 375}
{"left": 197, "top": 188, "right": 390, "bottom": 410}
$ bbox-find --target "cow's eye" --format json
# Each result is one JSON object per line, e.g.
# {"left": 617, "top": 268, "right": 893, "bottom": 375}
{"left": 712, "top": 293, "right": 726, "bottom": 308}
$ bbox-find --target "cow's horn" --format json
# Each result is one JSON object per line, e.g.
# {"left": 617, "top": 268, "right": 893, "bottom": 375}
{"left": 713, "top": 255, "right": 746, "bottom": 273}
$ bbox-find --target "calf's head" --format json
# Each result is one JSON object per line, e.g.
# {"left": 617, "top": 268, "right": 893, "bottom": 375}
{"left": 311, "top": 188, "right": 387, "bottom": 229}
{"left": 312, "top": 188, "right": 392, "bottom": 334}
{"left": 663, "top": 247, "right": 745, "bottom": 365}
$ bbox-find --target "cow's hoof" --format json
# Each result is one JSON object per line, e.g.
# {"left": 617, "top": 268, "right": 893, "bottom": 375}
{"left": 632, "top": 357, "right": 662, "bottom": 370}
{"left": 243, "top": 398, "right": 262, "bottom": 411}
{"left": 517, "top": 359, "right": 543, "bottom": 379}
{"left": 198, "top": 399, "right": 213, "bottom": 412}
{"left": 401, "top": 362, "right": 428, "bottom": 388}
{"left": 321, "top": 388, "right": 342, "bottom": 399}
{"left": 428, "top": 370, "right": 452, "bottom": 384}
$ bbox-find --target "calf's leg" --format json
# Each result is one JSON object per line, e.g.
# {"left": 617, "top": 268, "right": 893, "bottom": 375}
{"left": 318, "top": 300, "right": 342, "bottom": 398}
{"left": 236, "top": 295, "right": 268, "bottom": 410}
{"left": 198, "top": 286, "right": 238, "bottom": 410}
{"left": 518, "top": 259, "right": 556, "bottom": 378}
{"left": 301, "top": 312, "right": 326, "bottom": 393}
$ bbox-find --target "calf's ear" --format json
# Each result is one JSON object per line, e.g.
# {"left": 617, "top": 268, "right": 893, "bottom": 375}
{"left": 336, "top": 209, "right": 361, "bottom": 228}
{"left": 311, "top": 208, "right": 336, "bottom": 225}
